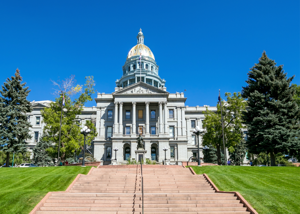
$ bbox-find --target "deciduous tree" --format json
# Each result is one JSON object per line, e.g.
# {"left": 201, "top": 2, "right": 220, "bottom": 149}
{"left": 202, "top": 92, "right": 246, "bottom": 165}
{"left": 41, "top": 76, "right": 97, "bottom": 161}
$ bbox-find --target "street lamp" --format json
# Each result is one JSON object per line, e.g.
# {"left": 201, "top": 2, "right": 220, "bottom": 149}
{"left": 114, "top": 147, "right": 118, "bottom": 161}
{"left": 192, "top": 126, "right": 206, "bottom": 166}
{"left": 163, "top": 147, "right": 168, "bottom": 165}
{"left": 80, "top": 126, "right": 91, "bottom": 167}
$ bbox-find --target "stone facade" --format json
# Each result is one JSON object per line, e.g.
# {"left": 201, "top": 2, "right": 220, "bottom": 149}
{"left": 26, "top": 29, "right": 228, "bottom": 165}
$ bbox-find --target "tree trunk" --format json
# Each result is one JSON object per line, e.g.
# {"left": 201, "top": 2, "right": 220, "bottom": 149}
{"left": 5, "top": 152, "right": 10, "bottom": 167}
{"left": 270, "top": 151, "right": 276, "bottom": 166}
{"left": 216, "top": 144, "right": 221, "bottom": 165}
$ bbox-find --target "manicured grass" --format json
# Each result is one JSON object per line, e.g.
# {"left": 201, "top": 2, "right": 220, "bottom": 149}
{"left": 0, "top": 166, "right": 91, "bottom": 214}
{"left": 190, "top": 166, "right": 300, "bottom": 214}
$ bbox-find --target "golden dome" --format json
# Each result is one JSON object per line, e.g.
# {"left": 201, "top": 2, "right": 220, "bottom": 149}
{"left": 127, "top": 44, "right": 155, "bottom": 60}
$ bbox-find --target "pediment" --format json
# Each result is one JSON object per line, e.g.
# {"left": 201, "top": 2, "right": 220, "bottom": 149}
{"left": 113, "top": 82, "right": 168, "bottom": 95}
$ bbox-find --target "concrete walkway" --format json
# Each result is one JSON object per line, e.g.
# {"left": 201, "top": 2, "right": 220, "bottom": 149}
{"left": 32, "top": 165, "right": 250, "bottom": 214}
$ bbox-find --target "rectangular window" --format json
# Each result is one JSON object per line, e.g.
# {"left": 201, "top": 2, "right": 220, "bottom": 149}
{"left": 34, "top": 132, "right": 39, "bottom": 142}
{"left": 123, "top": 81, "right": 128, "bottom": 87}
{"left": 27, "top": 116, "right": 30, "bottom": 122}
{"left": 138, "top": 110, "right": 143, "bottom": 119}
{"left": 138, "top": 126, "right": 143, "bottom": 135}
{"left": 169, "top": 110, "right": 174, "bottom": 119}
{"left": 108, "top": 110, "right": 113, "bottom": 119}
{"left": 125, "top": 110, "right": 131, "bottom": 119}
{"left": 154, "top": 81, "right": 158, "bottom": 87}
{"left": 36, "top": 116, "right": 40, "bottom": 125}
{"left": 244, "top": 131, "right": 248, "bottom": 141}
{"left": 107, "top": 126, "right": 112, "bottom": 139}
{"left": 170, "top": 146, "right": 175, "bottom": 158}
{"left": 151, "top": 110, "right": 156, "bottom": 119}
{"left": 192, "top": 135, "right": 196, "bottom": 145}
{"left": 191, "top": 120, "right": 196, "bottom": 128}
{"left": 106, "top": 147, "right": 112, "bottom": 159}
{"left": 146, "top": 79, "right": 152, "bottom": 85}
{"left": 129, "top": 78, "right": 135, "bottom": 85}
{"left": 169, "top": 126, "right": 174, "bottom": 138}
{"left": 151, "top": 126, "right": 156, "bottom": 135}
{"left": 137, "top": 77, "right": 145, "bottom": 82}
{"left": 125, "top": 126, "right": 131, "bottom": 135}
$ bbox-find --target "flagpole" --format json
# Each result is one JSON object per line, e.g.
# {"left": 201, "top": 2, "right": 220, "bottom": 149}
{"left": 57, "top": 91, "right": 64, "bottom": 166}
{"left": 140, "top": 53, "right": 141, "bottom": 82}
{"left": 219, "top": 89, "right": 227, "bottom": 165}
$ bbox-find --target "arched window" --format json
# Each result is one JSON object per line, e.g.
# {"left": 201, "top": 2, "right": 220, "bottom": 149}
{"left": 133, "top": 64, "right": 136, "bottom": 70}
{"left": 151, "top": 66, "right": 153, "bottom": 71}
{"left": 146, "top": 64, "right": 148, "bottom": 70}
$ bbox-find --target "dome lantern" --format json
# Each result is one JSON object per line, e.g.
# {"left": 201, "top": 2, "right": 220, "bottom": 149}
{"left": 137, "top": 28, "right": 144, "bottom": 44}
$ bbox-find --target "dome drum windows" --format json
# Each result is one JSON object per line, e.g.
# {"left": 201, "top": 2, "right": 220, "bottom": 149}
{"left": 133, "top": 64, "right": 136, "bottom": 70}
{"left": 129, "top": 78, "right": 135, "bottom": 85}
{"left": 145, "top": 64, "right": 148, "bottom": 70}
{"left": 146, "top": 78, "right": 153, "bottom": 85}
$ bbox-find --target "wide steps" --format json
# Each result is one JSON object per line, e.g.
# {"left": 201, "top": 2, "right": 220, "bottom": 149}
{"left": 33, "top": 166, "right": 250, "bottom": 213}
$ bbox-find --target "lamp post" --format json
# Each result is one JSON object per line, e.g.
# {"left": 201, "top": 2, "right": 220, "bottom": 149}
{"left": 192, "top": 126, "right": 206, "bottom": 166}
{"left": 163, "top": 147, "right": 168, "bottom": 165}
{"left": 114, "top": 147, "right": 118, "bottom": 161}
{"left": 80, "top": 126, "right": 91, "bottom": 167}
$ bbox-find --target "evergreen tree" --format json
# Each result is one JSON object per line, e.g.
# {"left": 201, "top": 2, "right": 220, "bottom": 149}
{"left": 242, "top": 52, "right": 300, "bottom": 166}
{"left": 0, "top": 69, "right": 32, "bottom": 167}
{"left": 203, "top": 145, "right": 218, "bottom": 164}
{"left": 33, "top": 136, "right": 54, "bottom": 167}
{"left": 229, "top": 140, "right": 247, "bottom": 165}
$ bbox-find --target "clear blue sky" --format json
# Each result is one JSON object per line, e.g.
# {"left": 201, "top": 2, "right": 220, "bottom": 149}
{"left": 0, "top": 0, "right": 299, "bottom": 107}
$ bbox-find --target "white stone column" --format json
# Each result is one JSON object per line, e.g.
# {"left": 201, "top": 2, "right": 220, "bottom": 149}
{"left": 164, "top": 102, "right": 168, "bottom": 133}
{"left": 159, "top": 102, "right": 163, "bottom": 133}
{"left": 114, "top": 102, "right": 119, "bottom": 134}
{"left": 181, "top": 107, "right": 186, "bottom": 136}
{"left": 177, "top": 107, "right": 182, "bottom": 136}
{"left": 132, "top": 102, "right": 136, "bottom": 135}
{"left": 145, "top": 102, "right": 149, "bottom": 134}
{"left": 99, "top": 108, "right": 105, "bottom": 138}
{"left": 96, "top": 108, "right": 101, "bottom": 137}
{"left": 119, "top": 102, "right": 123, "bottom": 134}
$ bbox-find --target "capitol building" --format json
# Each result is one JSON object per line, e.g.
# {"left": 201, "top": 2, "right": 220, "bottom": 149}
{"left": 27, "top": 29, "right": 217, "bottom": 165}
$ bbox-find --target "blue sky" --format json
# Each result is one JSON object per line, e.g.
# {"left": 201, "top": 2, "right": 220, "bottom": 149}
{"left": 0, "top": 0, "right": 299, "bottom": 107}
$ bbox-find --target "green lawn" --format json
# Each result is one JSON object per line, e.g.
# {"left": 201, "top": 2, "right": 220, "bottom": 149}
{"left": 190, "top": 166, "right": 300, "bottom": 214}
{"left": 0, "top": 166, "right": 91, "bottom": 214}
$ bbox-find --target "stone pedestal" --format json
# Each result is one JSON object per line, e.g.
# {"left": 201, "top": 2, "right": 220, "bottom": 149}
{"left": 135, "top": 149, "right": 147, "bottom": 163}
{"left": 111, "top": 159, "right": 118, "bottom": 165}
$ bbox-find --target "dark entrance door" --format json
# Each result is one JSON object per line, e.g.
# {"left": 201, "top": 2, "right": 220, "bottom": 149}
{"left": 151, "top": 147, "right": 157, "bottom": 161}
{"left": 124, "top": 147, "right": 130, "bottom": 160}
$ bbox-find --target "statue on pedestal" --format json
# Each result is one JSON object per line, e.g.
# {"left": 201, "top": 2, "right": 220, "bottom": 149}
{"left": 136, "top": 134, "right": 145, "bottom": 150}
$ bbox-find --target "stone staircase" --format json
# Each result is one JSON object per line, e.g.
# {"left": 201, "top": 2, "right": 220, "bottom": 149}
{"left": 32, "top": 165, "right": 250, "bottom": 214}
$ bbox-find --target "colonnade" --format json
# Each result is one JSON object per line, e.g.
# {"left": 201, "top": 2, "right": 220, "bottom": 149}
{"left": 113, "top": 101, "right": 168, "bottom": 135}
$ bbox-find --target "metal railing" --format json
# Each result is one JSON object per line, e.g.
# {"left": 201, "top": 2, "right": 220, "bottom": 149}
{"left": 141, "top": 162, "right": 144, "bottom": 214}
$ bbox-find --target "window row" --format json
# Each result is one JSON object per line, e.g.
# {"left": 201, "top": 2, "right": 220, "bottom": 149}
{"left": 107, "top": 109, "right": 157, "bottom": 120}
{"left": 105, "top": 145, "right": 176, "bottom": 159}
{"left": 122, "top": 78, "right": 160, "bottom": 88}
{"left": 126, "top": 63, "right": 155, "bottom": 72}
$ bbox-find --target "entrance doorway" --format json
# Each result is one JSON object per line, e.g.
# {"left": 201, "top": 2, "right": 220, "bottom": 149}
{"left": 151, "top": 143, "right": 158, "bottom": 161}
{"left": 123, "top": 144, "right": 131, "bottom": 160}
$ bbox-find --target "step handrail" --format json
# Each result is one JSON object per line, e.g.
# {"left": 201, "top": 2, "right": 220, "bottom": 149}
{"left": 141, "top": 162, "right": 144, "bottom": 214}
